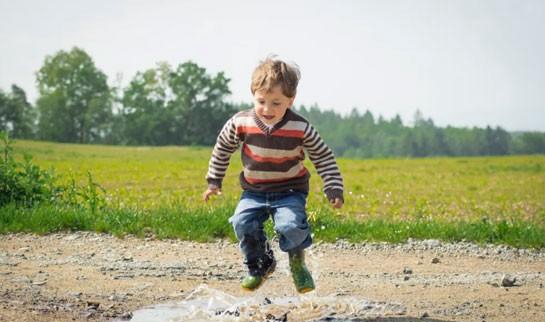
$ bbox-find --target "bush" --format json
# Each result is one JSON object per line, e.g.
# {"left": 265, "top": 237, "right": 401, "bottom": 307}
{"left": 0, "top": 132, "right": 59, "bottom": 206}
{"left": 0, "top": 132, "right": 106, "bottom": 210}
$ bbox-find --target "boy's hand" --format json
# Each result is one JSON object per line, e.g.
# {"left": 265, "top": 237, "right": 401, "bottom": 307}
{"left": 330, "top": 198, "right": 343, "bottom": 209}
{"left": 203, "top": 186, "right": 222, "bottom": 202}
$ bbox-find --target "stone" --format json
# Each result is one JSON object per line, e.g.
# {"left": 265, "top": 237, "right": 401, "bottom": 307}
{"left": 403, "top": 266, "right": 413, "bottom": 274}
{"left": 32, "top": 280, "right": 47, "bottom": 286}
{"left": 501, "top": 274, "right": 516, "bottom": 287}
{"left": 119, "top": 312, "right": 133, "bottom": 320}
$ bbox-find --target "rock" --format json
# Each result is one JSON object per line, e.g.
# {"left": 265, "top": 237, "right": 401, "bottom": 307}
{"left": 501, "top": 274, "right": 516, "bottom": 287}
{"left": 83, "top": 310, "right": 96, "bottom": 319}
{"left": 119, "top": 312, "right": 133, "bottom": 320}
{"left": 86, "top": 301, "right": 100, "bottom": 310}
{"left": 113, "top": 274, "right": 135, "bottom": 280}
{"left": 420, "top": 311, "right": 430, "bottom": 318}
{"left": 403, "top": 266, "right": 413, "bottom": 274}
{"left": 69, "top": 292, "right": 82, "bottom": 298}
{"left": 423, "top": 239, "right": 441, "bottom": 249}
{"left": 109, "top": 294, "right": 128, "bottom": 301}
{"left": 431, "top": 257, "right": 440, "bottom": 264}
{"left": 32, "top": 280, "right": 47, "bottom": 286}
{"left": 64, "top": 235, "right": 80, "bottom": 241}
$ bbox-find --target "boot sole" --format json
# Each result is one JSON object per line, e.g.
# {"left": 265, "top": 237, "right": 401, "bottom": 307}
{"left": 297, "top": 286, "right": 315, "bottom": 294}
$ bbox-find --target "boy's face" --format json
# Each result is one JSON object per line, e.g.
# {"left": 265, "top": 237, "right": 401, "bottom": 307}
{"left": 253, "top": 85, "right": 294, "bottom": 126}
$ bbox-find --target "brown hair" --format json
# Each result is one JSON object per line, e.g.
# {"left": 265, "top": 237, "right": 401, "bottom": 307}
{"left": 251, "top": 56, "right": 300, "bottom": 98}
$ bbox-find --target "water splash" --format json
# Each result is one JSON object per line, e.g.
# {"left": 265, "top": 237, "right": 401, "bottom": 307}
{"left": 124, "top": 284, "right": 406, "bottom": 322}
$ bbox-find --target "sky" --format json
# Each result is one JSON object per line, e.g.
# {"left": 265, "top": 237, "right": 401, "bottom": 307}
{"left": 1, "top": 0, "right": 544, "bottom": 131}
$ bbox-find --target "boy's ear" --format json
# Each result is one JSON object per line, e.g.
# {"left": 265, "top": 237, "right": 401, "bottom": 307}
{"left": 288, "top": 96, "right": 295, "bottom": 108}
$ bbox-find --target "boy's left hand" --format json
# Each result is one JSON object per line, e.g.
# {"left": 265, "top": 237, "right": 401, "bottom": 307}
{"left": 330, "top": 198, "right": 343, "bottom": 209}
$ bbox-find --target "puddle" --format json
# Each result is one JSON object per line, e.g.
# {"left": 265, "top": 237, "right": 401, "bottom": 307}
{"left": 122, "top": 284, "right": 406, "bottom": 322}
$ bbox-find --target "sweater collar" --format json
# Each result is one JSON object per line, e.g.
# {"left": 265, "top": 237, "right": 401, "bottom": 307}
{"left": 252, "top": 109, "right": 291, "bottom": 135}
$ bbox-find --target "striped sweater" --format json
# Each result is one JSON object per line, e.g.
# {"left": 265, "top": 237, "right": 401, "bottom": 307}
{"left": 206, "top": 109, "right": 344, "bottom": 202}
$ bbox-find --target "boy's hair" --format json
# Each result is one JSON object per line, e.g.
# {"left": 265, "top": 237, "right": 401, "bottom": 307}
{"left": 251, "top": 56, "right": 301, "bottom": 98}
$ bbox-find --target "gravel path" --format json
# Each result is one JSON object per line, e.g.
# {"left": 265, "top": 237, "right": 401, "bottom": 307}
{"left": 1, "top": 232, "right": 544, "bottom": 322}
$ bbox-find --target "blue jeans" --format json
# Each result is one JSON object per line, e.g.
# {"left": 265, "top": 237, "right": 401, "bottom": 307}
{"left": 229, "top": 190, "right": 312, "bottom": 265}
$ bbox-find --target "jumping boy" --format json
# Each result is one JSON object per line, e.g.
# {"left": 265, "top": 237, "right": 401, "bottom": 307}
{"left": 203, "top": 56, "right": 344, "bottom": 293}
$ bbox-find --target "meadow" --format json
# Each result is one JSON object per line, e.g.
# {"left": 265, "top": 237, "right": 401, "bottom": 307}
{"left": 2, "top": 139, "right": 545, "bottom": 248}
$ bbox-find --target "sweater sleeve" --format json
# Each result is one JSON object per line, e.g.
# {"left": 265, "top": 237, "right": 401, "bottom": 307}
{"left": 205, "top": 116, "right": 240, "bottom": 189}
{"left": 302, "top": 124, "right": 344, "bottom": 202}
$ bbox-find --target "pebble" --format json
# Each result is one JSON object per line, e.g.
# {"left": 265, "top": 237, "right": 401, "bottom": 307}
{"left": 86, "top": 301, "right": 100, "bottom": 309}
{"left": 32, "top": 280, "right": 47, "bottom": 286}
{"left": 109, "top": 294, "right": 128, "bottom": 301}
{"left": 501, "top": 274, "right": 516, "bottom": 287}
{"left": 69, "top": 292, "right": 82, "bottom": 298}
{"left": 403, "top": 266, "right": 413, "bottom": 274}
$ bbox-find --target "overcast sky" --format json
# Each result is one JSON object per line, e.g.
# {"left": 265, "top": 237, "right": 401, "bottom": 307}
{"left": 1, "top": 0, "right": 544, "bottom": 131}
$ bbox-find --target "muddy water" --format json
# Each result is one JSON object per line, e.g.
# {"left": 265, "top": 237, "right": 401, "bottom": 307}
{"left": 123, "top": 284, "right": 407, "bottom": 322}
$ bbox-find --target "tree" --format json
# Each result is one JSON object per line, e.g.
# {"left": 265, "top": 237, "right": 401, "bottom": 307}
{"left": 513, "top": 132, "right": 545, "bottom": 154}
{"left": 118, "top": 63, "right": 171, "bottom": 145}
{"left": 36, "top": 47, "right": 112, "bottom": 143}
{"left": 484, "top": 126, "right": 510, "bottom": 155}
{"left": 169, "top": 62, "right": 233, "bottom": 145}
{"left": 0, "top": 90, "right": 8, "bottom": 132}
{"left": 0, "top": 85, "right": 35, "bottom": 139}
{"left": 120, "top": 61, "right": 234, "bottom": 146}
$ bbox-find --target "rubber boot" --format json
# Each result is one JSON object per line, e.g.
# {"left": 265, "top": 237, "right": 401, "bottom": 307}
{"left": 241, "top": 246, "right": 276, "bottom": 290}
{"left": 288, "top": 250, "right": 315, "bottom": 293}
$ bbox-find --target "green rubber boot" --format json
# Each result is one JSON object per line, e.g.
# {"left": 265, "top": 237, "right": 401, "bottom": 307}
{"left": 241, "top": 274, "right": 263, "bottom": 290}
{"left": 289, "top": 250, "right": 315, "bottom": 293}
{"left": 241, "top": 248, "right": 276, "bottom": 291}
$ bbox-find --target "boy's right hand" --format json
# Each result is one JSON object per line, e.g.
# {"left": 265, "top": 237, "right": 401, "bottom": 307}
{"left": 202, "top": 186, "right": 222, "bottom": 202}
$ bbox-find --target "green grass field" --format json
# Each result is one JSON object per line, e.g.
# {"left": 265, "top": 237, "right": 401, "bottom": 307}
{"left": 3, "top": 139, "right": 545, "bottom": 248}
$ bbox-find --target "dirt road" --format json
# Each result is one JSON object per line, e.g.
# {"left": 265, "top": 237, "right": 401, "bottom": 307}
{"left": 1, "top": 232, "right": 544, "bottom": 322}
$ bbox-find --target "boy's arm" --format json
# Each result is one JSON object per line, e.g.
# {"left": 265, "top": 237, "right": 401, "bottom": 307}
{"left": 205, "top": 116, "right": 240, "bottom": 190}
{"left": 302, "top": 124, "right": 344, "bottom": 203}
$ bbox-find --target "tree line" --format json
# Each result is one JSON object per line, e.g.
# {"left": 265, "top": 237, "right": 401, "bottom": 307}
{"left": 1, "top": 47, "right": 544, "bottom": 158}
{"left": 295, "top": 107, "right": 545, "bottom": 158}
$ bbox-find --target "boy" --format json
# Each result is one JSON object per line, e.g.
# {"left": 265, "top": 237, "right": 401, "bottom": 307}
{"left": 203, "top": 56, "right": 343, "bottom": 293}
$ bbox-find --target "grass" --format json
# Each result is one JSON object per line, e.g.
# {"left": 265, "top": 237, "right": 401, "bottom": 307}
{"left": 2, "top": 203, "right": 543, "bottom": 248}
{"left": 0, "top": 203, "right": 236, "bottom": 242}
{"left": 2, "top": 139, "right": 545, "bottom": 248}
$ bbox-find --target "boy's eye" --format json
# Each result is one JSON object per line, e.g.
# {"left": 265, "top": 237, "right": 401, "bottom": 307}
{"left": 273, "top": 102, "right": 281, "bottom": 106}
{"left": 258, "top": 100, "right": 265, "bottom": 105}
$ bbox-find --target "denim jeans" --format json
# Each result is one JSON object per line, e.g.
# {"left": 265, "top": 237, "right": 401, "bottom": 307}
{"left": 229, "top": 190, "right": 312, "bottom": 266}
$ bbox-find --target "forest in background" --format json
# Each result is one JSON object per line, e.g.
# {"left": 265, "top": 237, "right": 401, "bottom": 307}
{"left": 1, "top": 47, "right": 544, "bottom": 158}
